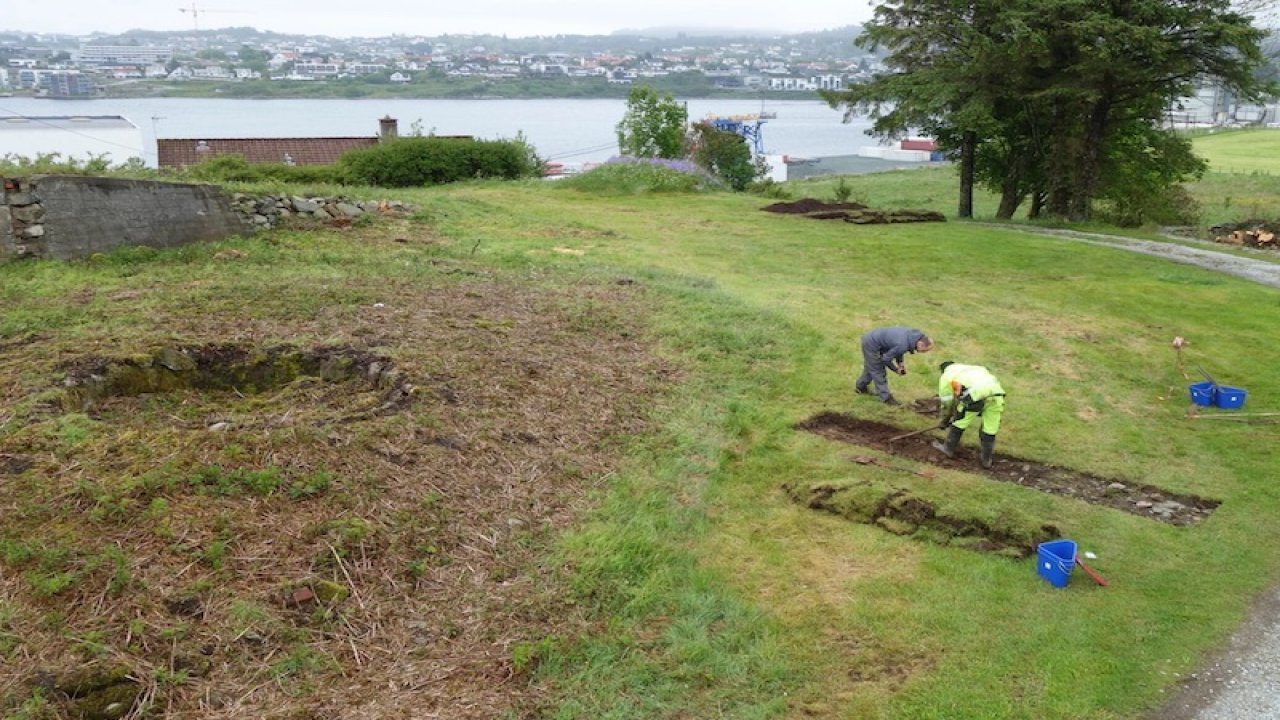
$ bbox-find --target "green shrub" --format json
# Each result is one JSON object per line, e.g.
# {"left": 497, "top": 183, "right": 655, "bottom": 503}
{"left": 337, "top": 136, "right": 543, "bottom": 187}
{"left": 832, "top": 177, "right": 854, "bottom": 203}
{"left": 0, "top": 152, "right": 155, "bottom": 178}
{"left": 174, "top": 155, "right": 347, "bottom": 184}
{"left": 1094, "top": 185, "right": 1203, "bottom": 227}
{"left": 748, "top": 178, "right": 791, "bottom": 199}
{"left": 560, "top": 157, "right": 716, "bottom": 194}
{"left": 689, "top": 122, "right": 761, "bottom": 191}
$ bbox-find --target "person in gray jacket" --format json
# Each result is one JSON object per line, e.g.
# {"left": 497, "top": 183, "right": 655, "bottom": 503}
{"left": 855, "top": 326, "right": 934, "bottom": 405}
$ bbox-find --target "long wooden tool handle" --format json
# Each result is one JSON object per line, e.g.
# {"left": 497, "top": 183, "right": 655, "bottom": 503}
{"left": 1075, "top": 558, "right": 1109, "bottom": 587}
{"left": 888, "top": 426, "right": 937, "bottom": 443}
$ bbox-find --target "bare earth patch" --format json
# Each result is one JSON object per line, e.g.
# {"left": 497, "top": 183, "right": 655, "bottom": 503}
{"left": 0, "top": 268, "right": 672, "bottom": 718}
{"left": 761, "top": 198, "right": 946, "bottom": 224}
{"left": 796, "top": 412, "right": 1219, "bottom": 527}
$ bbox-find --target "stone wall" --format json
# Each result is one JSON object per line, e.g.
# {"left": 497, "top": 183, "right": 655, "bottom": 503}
{"left": 230, "top": 194, "right": 410, "bottom": 229}
{"left": 1, "top": 175, "right": 247, "bottom": 261}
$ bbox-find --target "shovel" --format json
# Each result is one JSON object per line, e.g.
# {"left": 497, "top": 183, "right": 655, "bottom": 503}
{"left": 887, "top": 424, "right": 940, "bottom": 444}
{"left": 889, "top": 403, "right": 955, "bottom": 444}
{"left": 1074, "top": 555, "right": 1109, "bottom": 587}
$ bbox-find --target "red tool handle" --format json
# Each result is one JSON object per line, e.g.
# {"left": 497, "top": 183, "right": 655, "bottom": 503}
{"left": 1075, "top": 557, "right": 1109, "bottom": 587}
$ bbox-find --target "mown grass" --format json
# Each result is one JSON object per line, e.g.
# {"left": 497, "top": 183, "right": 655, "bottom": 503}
{"left": 1188, "top": 128, "right": 1280, "bottom": 175}
{"left": 4, "top": 167, "right": 1280, "bottom": 718}
{"left": 785, "top": 134, "right": 1280, "bottom": 229}
{"left": 393, "top": 177, "right": 1280, "bottom": 718}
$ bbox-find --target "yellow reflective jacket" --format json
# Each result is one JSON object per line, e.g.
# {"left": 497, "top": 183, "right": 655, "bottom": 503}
{"left": 938, "top": 364, "right": 1005, "bottom": 407}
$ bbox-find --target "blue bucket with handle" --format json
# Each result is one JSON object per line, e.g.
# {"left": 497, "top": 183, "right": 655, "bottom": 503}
{"left": 1188, "top": 381, "right": 1216, "bottom": 407}
{"left": 1215, "top": 386, "right": 1247, "bottom": 409}
{"left": 1037, "top": 539, "right": 1077, "bottom": 588}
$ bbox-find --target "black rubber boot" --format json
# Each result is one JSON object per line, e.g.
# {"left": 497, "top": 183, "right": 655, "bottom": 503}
{"left": 979, "top": 431, "right": 996, "bottom": 468}
{"left": 931, "top": 426, "right": 963, "bottom": 458}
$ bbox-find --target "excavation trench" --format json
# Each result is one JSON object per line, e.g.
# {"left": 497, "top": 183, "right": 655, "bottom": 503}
{"left": 797, "top": 412, "right": 1219, "bottom": 527}
{"left": 784, "top": 477, "right": 1062, "bottom": 559}
{"left": 59, "top": 344, "right": 414, "bottom": 417}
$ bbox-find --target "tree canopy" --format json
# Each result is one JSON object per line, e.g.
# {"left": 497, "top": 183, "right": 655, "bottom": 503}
{"left": 615, "top": 86, "right": 689, "bottom": 159}
{"left": 823, "top": 0, "right": 1276, "bottom": 223}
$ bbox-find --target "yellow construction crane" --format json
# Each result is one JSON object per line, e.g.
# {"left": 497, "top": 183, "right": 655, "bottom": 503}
{"left": 177, "top": 3, "right": 242, "bottom": 31}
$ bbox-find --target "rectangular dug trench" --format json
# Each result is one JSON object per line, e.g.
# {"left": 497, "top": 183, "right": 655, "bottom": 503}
{"left": 796, "top": 412, "right": 1219, "bottom": 527}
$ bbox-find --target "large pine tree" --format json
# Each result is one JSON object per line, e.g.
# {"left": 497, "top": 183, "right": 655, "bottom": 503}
{"left": 825, "top": 0, "right": 1274, "bottom": 222}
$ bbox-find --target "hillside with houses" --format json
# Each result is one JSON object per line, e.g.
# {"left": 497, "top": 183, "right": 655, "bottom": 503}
{"left": 0, "top": 26, "right": 878, "bottom": 99}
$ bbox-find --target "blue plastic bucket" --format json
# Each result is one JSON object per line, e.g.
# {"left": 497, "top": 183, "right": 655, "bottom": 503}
{"left": 1037, "top": 539, "right": 1077, "bottom": 588}
{"left": 1215, "top": 386, "right": 1247, "bottom": 410}
{"left": 1189, "top": 381, "right": 1216, "bottom": 407}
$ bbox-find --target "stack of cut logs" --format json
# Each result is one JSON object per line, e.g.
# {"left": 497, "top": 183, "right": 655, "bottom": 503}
{"left": 1209, "top": 222, "right": 1278, "bottom": 249}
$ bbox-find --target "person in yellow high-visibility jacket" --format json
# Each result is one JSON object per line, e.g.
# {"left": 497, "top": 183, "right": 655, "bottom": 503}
{"left": 932, "top": 361, "right": 1005, "bottom": 468}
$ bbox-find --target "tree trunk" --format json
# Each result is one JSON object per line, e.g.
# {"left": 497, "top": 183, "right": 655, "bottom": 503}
{"left": 1069, "top": 92, "right": 1114, "bottom": 222}
{"left": 958, "top": 131, "right": 976, "bottom": 218}
{"left": 1029, "top": 189, "right": 1046, "bottom": 219}
{"left": 996, "top": 166, "right": 1024, "bottom": 219}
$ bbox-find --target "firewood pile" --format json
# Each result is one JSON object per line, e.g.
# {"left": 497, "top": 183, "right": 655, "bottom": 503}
{"left": 763, "top": 198, "right": 945, "bottom": 224}
{"left": 1208, "top": 221, "right": 1279, "bottom": 250}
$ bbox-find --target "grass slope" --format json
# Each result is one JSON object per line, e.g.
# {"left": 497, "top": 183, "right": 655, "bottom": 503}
{"left": 420, "top": 179, "right": 1280, "bottom": 718}
{"left": 2, "top": 173, "right": 1279, "bottom": 719}
{"left": 1189, "top": 128, "right": 1280, "bottom": 175}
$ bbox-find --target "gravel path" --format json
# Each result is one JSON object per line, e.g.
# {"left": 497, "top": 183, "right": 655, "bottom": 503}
{"left": 990, "top": 223, "right": 1280, "bottom": 719}
{"left": 975, "top": 224, "right": 1280, "bottom": 289}
{"left": 1153, "top": 585, "right": 1280, "bottom": 719}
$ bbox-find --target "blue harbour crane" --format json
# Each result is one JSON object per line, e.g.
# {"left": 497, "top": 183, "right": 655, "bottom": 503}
{"left": 702, "top": 113, "right": 768, "bottom": 155}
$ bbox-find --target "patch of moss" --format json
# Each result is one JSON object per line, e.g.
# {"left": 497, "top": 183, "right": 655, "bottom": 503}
{"left": 68, "top": 680, "right": 139, "bottom": 720}
{"left": 312, "top": 580, "right": 350, "bottom": 604}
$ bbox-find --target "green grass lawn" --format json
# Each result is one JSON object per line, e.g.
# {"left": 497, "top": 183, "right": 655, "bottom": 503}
{"left": 3, "top": 173, "right": 1279, "bottom": 718}
{"left": 406, "top": 179, "right": 1280, "bottom": 718}
{"left": 1189, "top": 128, "right": 1280, "bottom": 175}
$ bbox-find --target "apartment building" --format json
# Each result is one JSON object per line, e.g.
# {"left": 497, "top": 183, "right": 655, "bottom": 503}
{"left": 76, "top": 45, "right": 174, "bottom": 67}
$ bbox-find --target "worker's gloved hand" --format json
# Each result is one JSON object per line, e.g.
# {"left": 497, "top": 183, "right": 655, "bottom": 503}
{"left": 895, "top": 365, "right": 907, "bottom": 376}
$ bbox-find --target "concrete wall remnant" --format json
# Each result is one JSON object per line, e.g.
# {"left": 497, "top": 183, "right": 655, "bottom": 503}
{"left": 0, "top": 175, "right": 247, "bottom": 261}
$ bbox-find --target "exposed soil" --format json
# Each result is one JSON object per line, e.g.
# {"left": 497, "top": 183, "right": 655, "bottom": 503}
{"left": 761, "top": 198, "right": 946, "bottom": 224}
{"left": 0, "top": 246, "right": 674, "bottom": 719}
{"left": 796, "top": 412, "right": 1220, "bottom": 526}
{"left": 762, "top": 198, "right": 869, "bottom": 214}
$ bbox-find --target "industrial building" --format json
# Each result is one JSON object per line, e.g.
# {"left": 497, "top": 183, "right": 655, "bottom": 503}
{"left": 0, "top": 115, "right": 145, "bottom": 165}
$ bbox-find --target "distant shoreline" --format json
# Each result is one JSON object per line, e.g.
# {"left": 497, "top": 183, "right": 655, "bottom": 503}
{"left": 50, "top": 80, "right": 816, "bottom": 103}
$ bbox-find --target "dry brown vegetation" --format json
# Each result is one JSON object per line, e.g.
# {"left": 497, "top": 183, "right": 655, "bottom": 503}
{"left": 0, "top": 228, "right": 673, "bottom": 719}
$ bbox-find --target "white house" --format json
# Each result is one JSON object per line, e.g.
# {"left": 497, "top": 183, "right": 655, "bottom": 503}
{"left": 191, "top": 66, "right": 233, "bottom": 80}
{"left": 389, "top": 72, "right": 412, "bottom": 83}
{"left": 0, "top": 115, "right": 145, "bottom": 165}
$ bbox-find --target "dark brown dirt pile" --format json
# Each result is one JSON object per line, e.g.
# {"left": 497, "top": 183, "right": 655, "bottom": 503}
{"left": 762, "top": 198, "right": 945, "bottom": 224}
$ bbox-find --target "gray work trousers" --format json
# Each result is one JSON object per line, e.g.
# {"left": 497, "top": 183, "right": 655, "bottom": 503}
{"left": 856, "top": 341, "right": 895, "bottom": 401}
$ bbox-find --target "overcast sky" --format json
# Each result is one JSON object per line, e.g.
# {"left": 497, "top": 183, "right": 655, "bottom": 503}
{"left": 4, "top": 1, "right": 874, "bottom": 38}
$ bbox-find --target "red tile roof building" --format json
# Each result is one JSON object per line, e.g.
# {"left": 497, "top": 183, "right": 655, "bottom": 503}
{"left": 156, "top": 116, "right": 416, "bottom": 169}
{"left": 157, "top": 136, "right": 378, "bottom": 168}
